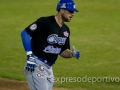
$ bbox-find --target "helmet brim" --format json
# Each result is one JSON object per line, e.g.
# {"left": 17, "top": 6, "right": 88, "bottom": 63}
{"left": 74, "top": 9, "right": 79, "bottom": 12}
{"left": 59, "top": 8, "right": 79, "bottom": 12}
{"left": 67, "top": 8, "right": 79, "bottom": 12}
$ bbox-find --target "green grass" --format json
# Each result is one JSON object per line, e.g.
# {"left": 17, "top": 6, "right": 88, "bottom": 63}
{"left": 0, "top": 0, "right": 120, "bottom": 90}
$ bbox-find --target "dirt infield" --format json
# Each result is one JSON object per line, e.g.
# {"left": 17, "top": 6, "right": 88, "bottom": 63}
{"left": 0, "top": 78, "right": 68, "bottom": 90}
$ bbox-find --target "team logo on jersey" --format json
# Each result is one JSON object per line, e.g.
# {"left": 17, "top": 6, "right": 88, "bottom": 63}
{"left": 29, "top": 23, "right": 37, "bottom": 30}
{"left": 43, "top": 45, "right": 61, "bottom": 54}
{"left": 47, "top": 34, "right": 67, "bottom": 45}
{"left": 63, "top": 31, "right": 69, "bottom": 37}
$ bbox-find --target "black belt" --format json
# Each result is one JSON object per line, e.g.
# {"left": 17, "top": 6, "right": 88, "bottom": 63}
{"left": 38, "top": 57, "right": 53, "bottom": 66}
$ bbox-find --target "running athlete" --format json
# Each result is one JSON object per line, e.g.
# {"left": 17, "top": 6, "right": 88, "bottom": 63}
{"left": 21, "top": 0, "right": 80, "bottom": 90}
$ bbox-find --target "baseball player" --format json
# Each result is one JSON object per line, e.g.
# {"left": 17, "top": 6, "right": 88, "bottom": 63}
{"left": 21, "top": 0, "right": 80, "bottom": 90}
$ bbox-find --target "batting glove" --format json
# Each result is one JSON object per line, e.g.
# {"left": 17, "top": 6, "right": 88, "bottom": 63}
{"left": 26, "top": 54, "right": 36, "bottom": 72}
{"left": 71, "top": 46, "right": 80, "bottom": 59}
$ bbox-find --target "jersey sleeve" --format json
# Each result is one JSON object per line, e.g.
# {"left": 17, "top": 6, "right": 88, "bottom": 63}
{"left": 25, "top": 17, "right": 47, "bottom": 37}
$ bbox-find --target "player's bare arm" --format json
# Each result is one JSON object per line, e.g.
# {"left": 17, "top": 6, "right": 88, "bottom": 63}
{"left": 60, "top": 49, "right": 72, "bottom": 58}
{"left": 60, "top": 46, "right": 80, "bottom": 59}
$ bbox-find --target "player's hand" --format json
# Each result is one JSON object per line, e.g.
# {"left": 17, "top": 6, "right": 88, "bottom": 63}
{"left": 71, "top": 46, "right": 80, "bottom": 59}
{"left": 26, "top": 54, "right": 36, "bottom": 72}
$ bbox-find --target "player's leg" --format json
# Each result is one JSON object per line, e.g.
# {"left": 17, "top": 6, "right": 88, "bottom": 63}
{"left": 47, "top": 68, "right": 54, "bottom": 90}
{"left": 24, "top": 58, "right": 54, "bottom": 90}
{"left": 36, "top": 60, "right": 54, "bottom": 90}
{"left": 47, "top": 76, "right": 54, "bottom": 90}
{"left": 24, "top": 64, "right": 48, "bottom": 90}
{"left": 25, "top": 72, "right": 48, "bottom": 90}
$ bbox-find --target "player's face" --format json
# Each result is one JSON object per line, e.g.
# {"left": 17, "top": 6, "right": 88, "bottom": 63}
{"left": 62, "top": 9, "right": 74, "bottom": 22}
